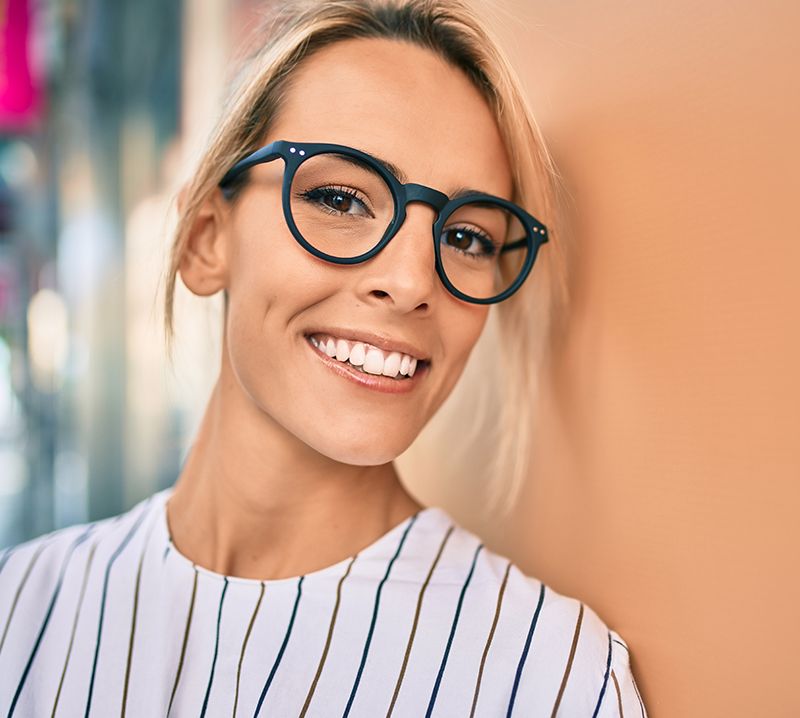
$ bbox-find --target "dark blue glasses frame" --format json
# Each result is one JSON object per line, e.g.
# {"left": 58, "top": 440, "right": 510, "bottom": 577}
{"left": 218, "top": 140, "right": 549, "bottom": 304}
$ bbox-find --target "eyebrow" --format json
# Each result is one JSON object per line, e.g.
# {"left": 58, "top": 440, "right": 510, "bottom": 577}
{"left": 343, "top": 149, "right": 502, "bottom": 200}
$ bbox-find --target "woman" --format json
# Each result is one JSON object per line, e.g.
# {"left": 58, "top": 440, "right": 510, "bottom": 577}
{"left": 0, "top": 1, "right": 647, "bottom": 716}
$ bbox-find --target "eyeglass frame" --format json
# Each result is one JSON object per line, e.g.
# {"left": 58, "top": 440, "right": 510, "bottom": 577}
{"left": 218, "top": 139, "right": 549, "bottom": 304}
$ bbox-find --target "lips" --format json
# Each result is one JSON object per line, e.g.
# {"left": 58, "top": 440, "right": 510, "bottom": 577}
{"left": 308, "top": 334, "right": 420, "bottom": 379}
{"left": 305, "top": 334, "right": 428, "bottom": 393}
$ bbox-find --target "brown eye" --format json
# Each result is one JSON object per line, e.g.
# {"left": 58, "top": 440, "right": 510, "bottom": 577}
{"left": 299, "top": 186, "right": 373, "bottom": 217}
{"left": 446, "top": 229, "right": 471, "bottom": 251}
{"left": 325, "top": 192, "right": 352, "bottom": 212}
{"left": 441, "top": 226, "right": 497, "bottom": 258}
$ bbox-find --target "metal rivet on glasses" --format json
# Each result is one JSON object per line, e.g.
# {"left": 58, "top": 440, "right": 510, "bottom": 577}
{"left": 290, "top": 147, "right": 296, "bottom": 153}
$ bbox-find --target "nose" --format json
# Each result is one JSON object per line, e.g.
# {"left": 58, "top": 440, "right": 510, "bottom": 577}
{"left": 353, "top": 201, "right": 441, "bottom": 313}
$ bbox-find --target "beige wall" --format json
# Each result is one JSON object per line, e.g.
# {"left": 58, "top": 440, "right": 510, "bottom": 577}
{"left": 401, "top": 1, "right": 800, "bottom": 715}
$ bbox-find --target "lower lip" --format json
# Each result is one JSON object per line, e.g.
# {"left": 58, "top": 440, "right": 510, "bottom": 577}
{"left": 304, "top": 336, "right": 428, "bottom": 394}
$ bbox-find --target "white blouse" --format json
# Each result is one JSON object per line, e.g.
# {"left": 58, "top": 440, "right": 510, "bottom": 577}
{"left": 0, "top": 486, "right": 647, "bottom": 716}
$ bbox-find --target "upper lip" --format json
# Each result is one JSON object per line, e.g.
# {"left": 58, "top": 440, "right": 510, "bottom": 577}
{"left": 304, "top": 327, "right": 431, "bottom": 362}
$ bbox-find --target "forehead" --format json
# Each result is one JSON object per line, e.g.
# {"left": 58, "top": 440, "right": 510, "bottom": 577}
{"left": 265, "top": 37, "right": 513, "bottom": 199}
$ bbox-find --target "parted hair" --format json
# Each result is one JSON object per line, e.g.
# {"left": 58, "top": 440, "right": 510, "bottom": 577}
{"left": 161, "top": 0, "right": 569, "bottom": 517}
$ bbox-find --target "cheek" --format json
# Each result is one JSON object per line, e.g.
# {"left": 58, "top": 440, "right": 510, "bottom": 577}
{"left": 227, "top": 202, "right": 316, "bottom": 312}
{"left": 453, "top": 305, "right": 490, "bottom": 360}
{"left": 434, "top": 305, "right": 490, "bottom": 396}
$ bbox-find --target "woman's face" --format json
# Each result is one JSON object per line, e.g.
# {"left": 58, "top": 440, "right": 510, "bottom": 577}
{"left": 214, "top": 37, "right": 513, "bottom": 465}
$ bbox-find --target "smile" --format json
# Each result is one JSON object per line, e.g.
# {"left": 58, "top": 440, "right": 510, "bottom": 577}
{"left": 309, "top": 333, "right": 420, "bottom": 378}
{"left": 304, "top": 334, "right": 429, "bottom": 394}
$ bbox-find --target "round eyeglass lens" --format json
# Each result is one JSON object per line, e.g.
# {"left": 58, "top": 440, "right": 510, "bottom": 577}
{"left": 288, "top": 151, "right": 533, "bottom": 302}
{"left": 289, "top": 152, "right": 394, "bottom": 259}
{"left": 438, "top": 200, "right": 530, "bottom": 301}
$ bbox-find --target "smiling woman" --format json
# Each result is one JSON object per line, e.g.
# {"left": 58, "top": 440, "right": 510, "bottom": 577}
{"left": 0, "top": 1, "right": 647, "bottom": 716}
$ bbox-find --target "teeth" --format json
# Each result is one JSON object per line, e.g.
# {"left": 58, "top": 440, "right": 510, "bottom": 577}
{"left": 363, "top": 348, "right": 385, "bottom": 375}
{"left": 349, "top": 342, "right": 366, "bottom": 366}
{"left": 382, "top": 352, "right": 402, "bottom": 377}
{"left": 307, "top": 334, "right": 422, "bottom": 379}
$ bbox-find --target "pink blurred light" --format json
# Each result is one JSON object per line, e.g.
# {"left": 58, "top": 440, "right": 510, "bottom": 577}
{"left": 0, "top": 0, "right": 43, "bottom": 130}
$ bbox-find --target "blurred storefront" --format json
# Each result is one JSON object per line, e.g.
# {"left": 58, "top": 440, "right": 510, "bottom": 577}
{"left": 0, "top": 0, "right": 271, "bottom": 547}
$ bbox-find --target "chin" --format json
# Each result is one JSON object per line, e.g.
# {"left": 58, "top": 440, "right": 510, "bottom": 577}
{"left": 312, "top": 434, "right": 416, "bottom": 467}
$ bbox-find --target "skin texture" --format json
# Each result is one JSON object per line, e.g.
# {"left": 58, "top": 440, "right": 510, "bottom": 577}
{"left": 168, "top": 36, "right": 513, "bottom": 580}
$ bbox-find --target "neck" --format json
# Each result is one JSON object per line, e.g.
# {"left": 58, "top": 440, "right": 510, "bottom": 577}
{"left": 166, "top": 358, "right": 423, "bottom": 581}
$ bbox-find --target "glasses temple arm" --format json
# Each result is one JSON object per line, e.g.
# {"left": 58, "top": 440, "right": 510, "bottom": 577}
{"left": 219, "top": 142, "right": 282, "bottom": 187}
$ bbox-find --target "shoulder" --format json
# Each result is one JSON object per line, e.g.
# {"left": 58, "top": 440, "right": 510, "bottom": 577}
{"left": 419, "top": 508, "right": 648, "bottom": 716}
{"left": 0, "top": 489, "right": 167, "bottom": 632}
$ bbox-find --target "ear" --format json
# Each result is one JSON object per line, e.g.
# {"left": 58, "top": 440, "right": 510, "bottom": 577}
{"left": 178, "top": 186, "right": 232, "bottom": 298}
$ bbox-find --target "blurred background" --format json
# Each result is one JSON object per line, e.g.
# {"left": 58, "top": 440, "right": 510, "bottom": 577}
{"left": 1, "top": 0, "right": 799, "bottom": 715}
{"left": 0, "top": 0, "right": 262, "bottom": 543}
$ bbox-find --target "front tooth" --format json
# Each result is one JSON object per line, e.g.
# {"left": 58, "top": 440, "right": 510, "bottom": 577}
{"left": 382, "top": 351, "right": 402, "bottom": 377}
{"left": 349, "top": 342, "right": 366, "bottom": 366}
{"left": 325, "top": 337, "right": 336, "bottom": 357}
{"left": 363, "top": 348, "right": 385, "bottom": 375}
{"left": 399, "top": 354, "right": 410, "bottom": 376}
{"left": 335, "top": 339, "right": 350, "bottom": 362}
{"left": 408, "top": 357, "right": 418, "bottom": 377}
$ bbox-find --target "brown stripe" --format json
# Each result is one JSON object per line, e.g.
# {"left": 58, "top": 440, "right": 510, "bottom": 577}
{"left": 631, "top": 669, "right": 646, "bottom": 717}
{"left": 167, "top": 565, "right": 199, "bottom": 717}
{"left": 550, "top": 602, "right": 584, "bottom": 717}
{"left": 233, "top": 582, "right": 266, "bottom": 718}
{"left": 469, "top": 560, "right": 512, "bottom": 718}
{"left": 385, "top": 523, "right": 455, "bottom": 718}
{"left": 611, "top": 668, "right": 624, "bottom": 716}
{"left": 51, "top": 538, "right": 99, "bottom": 717}
{"left": 299, "top": 554, "right": 358, "bottom": 717}
{"left": 0, "top": 539, "right": 50, "bottom": 654}
{"left": 613, "top": 637, "right": 646, "bottom": 715}
{"left": 121, "top": 516, "right": 158, "bottom": 717}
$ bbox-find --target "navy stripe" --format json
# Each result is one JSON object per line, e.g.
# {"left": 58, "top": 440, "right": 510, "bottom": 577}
{"left": 253, "top": 575, "right": 304, "bottom": 717}
{"left": 506, "top": 581, "right": 547, "bottom": 716}
{"left": 0, "top": 538, "right": 54, "bottom": 657}
{"left": 341, "top": 512, "right": 420, "bottom": 718}
{"left": 83, "top": 497, "right": 154, "bottom": 718}
{"left": 7, "top": 524, "right": 94, "bottom": 717}
{"left": 425, "top": 542, "right": 483, "bottom": 718}
{"left": 51, "top": 539, "right": 100, "bottom": 716}
{"left": 200, "top": 577, "right": 229, "bottom": 718}
{"left": 591, "top": 631, "right": 613, "bottom": 718}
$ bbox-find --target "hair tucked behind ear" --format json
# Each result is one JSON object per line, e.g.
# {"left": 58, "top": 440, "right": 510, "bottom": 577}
{"left": 161, "top": 0, "right": 570, "bottom": 518}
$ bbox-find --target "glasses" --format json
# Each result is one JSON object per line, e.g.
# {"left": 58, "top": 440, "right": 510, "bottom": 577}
{"left": 218, "top": 140, "right": 549, "bottom": 304}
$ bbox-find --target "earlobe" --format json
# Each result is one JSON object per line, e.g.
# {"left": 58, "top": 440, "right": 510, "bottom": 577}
{"left": 178, "top": 188, "right": 231, "bottom": 298}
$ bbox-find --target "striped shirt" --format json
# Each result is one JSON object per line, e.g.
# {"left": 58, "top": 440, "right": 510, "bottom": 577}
{"left": 0, "top": 486, "right": 647, "bottom": 717}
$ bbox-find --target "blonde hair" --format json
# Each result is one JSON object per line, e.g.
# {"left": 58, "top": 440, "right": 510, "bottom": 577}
{"left": 162, "top": 0, "right": 569, "bottom": 517}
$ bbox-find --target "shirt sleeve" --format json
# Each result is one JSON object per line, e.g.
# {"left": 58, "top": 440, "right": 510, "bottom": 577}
{"left": 597, "top": 629, "right": 649, "bottom": 717}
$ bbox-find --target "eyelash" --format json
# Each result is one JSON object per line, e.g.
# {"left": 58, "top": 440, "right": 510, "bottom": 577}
{"left": 442, "top": 225, "right": 499, "bottom": 259}
{"left": 297, "top": 185, "right": 373, "bottom": 216}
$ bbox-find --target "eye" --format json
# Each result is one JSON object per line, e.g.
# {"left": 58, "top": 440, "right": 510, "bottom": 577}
{"left": 298, "top": 185, "right": 374, "bottom": 218}
{"left": 440, "top": 225, "right": 499, "bottom": 259}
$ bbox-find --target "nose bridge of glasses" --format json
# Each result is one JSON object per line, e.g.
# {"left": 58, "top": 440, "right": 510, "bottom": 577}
{"left": 401, "top": 183, "right": 450, "bottom": 214}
